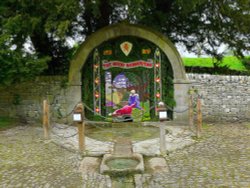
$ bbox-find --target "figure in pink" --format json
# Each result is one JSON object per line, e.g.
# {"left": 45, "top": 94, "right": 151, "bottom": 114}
{"left": 111, "top": 103, "right": 136, "bottom": 116}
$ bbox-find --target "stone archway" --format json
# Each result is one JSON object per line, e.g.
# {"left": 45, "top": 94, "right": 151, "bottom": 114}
{"left": 68, "top": 22, "right": 190, "bottom": 123}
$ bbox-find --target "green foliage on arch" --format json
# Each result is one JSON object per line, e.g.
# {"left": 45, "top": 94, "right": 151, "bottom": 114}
{"left": 82, "top": 36, "right": 175, "bottom": 121}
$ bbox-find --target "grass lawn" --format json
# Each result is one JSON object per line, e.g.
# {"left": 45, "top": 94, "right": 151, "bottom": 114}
{"left": 182, "top": 56, "right": 247, "bottom": 71}
{"left": 0, "top": 117, "right": 16, "bottom": 130}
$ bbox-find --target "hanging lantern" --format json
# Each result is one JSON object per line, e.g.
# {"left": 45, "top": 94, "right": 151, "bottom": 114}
{"left": 95, "top": 108, "right": 100, "bottom": 113}
{"left": 156, "top": 93, "right": 161, "bottom": 98}
{"left": 155, "top": 63, "right": 160, "bottom": 68}
{"left": 155, "top": 78, "right": 160, "bottom": 83}
{"left": 158, "top": 102, "right": 168, "bottom": 121}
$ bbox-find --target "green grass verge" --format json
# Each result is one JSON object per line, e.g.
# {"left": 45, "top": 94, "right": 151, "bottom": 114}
{"left": 182, "top": 56, "right": 247, "bottom": 71}
{"left": 0, "top": 117, "right": 16, "bottom": 130}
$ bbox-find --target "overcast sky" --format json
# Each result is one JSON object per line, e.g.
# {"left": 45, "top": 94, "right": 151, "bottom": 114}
{"left": 176, "top": 43, "right": 228, "bottom": 58}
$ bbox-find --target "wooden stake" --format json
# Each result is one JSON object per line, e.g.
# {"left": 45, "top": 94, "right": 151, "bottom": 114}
{"left": 197, "top": 96, "right": 202, "bottom": 138}
{"left": 189, "top": 94, "right": 194, "bottom": 128}
{"left": 75, "top": 103, "right": 85, "bottom": 152}
{"left": 43, "top": 99, "right": 49, "bottom": 139}
{"left": 160, "top": 122, "right": 166, "bottom": 154}
{"left": 77, "top": 121, "right": 85, "bottom": 152}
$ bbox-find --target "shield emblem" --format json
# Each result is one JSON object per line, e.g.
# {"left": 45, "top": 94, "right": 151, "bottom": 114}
{"left": 120, "top": 41, "right": 133, "bottom": 56}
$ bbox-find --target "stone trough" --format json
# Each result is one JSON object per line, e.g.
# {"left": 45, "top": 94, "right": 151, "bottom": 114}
{"left": 100, "top": 153, "right": 144, "bottom": 176}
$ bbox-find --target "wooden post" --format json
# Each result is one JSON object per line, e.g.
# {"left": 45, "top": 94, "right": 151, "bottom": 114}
{"left": 43, "top": 99, "right": 49, "bottom": 139}
{"left": 78, "top": 122, "right": 85, "bottom": 152}
{"left": 189, "top": 94, "right": 194, "bottom": 128}
{"left": 160, "top": 122, "right": 166, "bottom": 154}
{"left": 74, "top": 103, "right": 85, "bottom": 152}
{"left": 196, "top": 96, "right": 202, "bottom": 138}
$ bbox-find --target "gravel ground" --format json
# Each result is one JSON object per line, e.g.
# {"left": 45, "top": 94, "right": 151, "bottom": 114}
{"left": 0, "top": 123, "right": 249, "bottom": 188}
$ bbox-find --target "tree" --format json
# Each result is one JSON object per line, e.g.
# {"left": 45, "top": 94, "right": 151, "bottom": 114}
{"left": 0, "top": 0, "right": 249, "bottom": 84}
{"left": 0, "top": 33, "right": 49, "bottom": 85}
{"left": 80, "top": 0, "right": 250, "bottom": 56}
{"left": 0, "top": 0, "right": 80, "bottom": 81}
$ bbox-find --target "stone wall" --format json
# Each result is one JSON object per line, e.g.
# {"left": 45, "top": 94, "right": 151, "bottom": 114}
{"left": 187, "top": 74, "right": 250, "bottom": 122}
{"left": 0, "top": 76, "right": 69, "bottom": 123}
{"left": 0, "top": 74, "right": 249, "bottom": 123}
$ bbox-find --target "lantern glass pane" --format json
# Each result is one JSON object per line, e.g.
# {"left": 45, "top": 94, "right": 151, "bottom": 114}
{"left": 73, "top": 113, "right": 82, "bottom": 121}
{"left": 159, "top": 111, "right": 167, "bottom": 119}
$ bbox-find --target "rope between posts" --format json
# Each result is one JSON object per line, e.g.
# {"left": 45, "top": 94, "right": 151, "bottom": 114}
{"left": 49, "top": 93, "right": 201, "bottom": 121}
{"left": 48, "top": 107, "right": 200, "bottom": 140}
{"left": 50, "top": 101, "right": 83, "bottom": 120}
{"left": 82, "top": 103, "right": 109, "bottom": 120}
{"left": 49, "top": 93, "right": 201, "bottom": 127}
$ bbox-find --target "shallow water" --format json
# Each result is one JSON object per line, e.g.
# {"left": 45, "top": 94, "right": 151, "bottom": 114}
{"left": 85, "top": 123, "right": 159, "bottom": 141}
{"left": 107, "top": 158, "right": 139, "bottom": 169}
{"left": 111, "top": 176, "right": 135, "bottom": 188}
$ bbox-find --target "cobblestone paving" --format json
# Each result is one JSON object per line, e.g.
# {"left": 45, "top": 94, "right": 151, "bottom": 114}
{"left": 0, "top": 123, "right": 249, "bottom": 188}
{"left": 137, "top": 123, "right": 250, "bottom": 188}
{"left": 0, "top": 126, "right": 83, "bottom": 188}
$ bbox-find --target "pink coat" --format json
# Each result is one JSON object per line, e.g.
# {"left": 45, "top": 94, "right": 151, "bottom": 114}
{"left": 112, "top": 103, "right": 136, "bottom": 116}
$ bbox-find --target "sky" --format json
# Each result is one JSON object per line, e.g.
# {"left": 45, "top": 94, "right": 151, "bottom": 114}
{"left": 25, "top": 36, "right": 248, "bottom": 58}
{"left": 176, "top": 43, "right": 228, "bottom": 58}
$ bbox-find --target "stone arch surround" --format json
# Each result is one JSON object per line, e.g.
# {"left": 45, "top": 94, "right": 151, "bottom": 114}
{"left": 69, "top": 22, "right": 186, "bottom": 84}
{"left": 68, "top": 22, "right": 190, "bottom": 122}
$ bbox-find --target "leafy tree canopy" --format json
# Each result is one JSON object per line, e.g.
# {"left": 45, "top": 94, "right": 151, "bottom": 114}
{"left": 0, "top": 0, "right": 250, "bottom": 85}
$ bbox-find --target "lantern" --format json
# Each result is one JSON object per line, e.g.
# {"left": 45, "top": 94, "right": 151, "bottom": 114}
{"left": 157, "top": 102, "right": 168, "bottom": 121}
{"left": 73, "top": 103, "right": 83, "bottom": 122}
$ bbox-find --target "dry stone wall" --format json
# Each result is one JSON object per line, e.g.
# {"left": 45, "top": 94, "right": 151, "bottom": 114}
{"left": 0, "top": 75, "right": 249, "bottom": 123}
{"left": 187, "top": 74, "right": 250, "bottom": 122}
{"left": 0, "top": 76, "right": 69, "bottom": 123}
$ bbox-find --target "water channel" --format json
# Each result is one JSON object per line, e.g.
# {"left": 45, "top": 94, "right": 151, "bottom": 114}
{"left": 85, "top": 122, "right": 160, "bottom": 142}
{"left": 86, "top": 122, "right": 161, "bottom": 187}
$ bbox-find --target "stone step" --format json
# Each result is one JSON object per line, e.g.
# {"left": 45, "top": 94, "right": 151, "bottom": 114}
{"left": 113, "top": 137, "right": 132, "bottom": 155}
